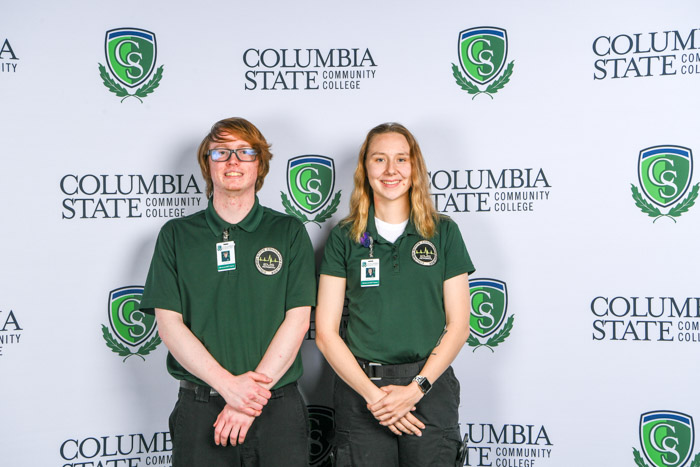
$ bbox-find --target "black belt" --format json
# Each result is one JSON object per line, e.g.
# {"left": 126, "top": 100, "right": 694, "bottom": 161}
{"left": 180, "top": 380, "right": 219, "bottom": 396}
{"left": 356, "top": 357, "right": 426, "bottom": 381}
{"left": 179, "top": 380, "right": 296, "bottom": 400}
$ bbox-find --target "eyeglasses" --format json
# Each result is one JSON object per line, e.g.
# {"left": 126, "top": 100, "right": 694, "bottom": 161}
{"left": 207, "top": 147, "right": 259, "bottom": 162}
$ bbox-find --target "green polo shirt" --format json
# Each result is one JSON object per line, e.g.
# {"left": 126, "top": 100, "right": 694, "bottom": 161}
{"left": 320, "top": 207, "right": 474, "bottom": 364}
{"left": 139, "top": 197, "right": 316, "bottom": 389}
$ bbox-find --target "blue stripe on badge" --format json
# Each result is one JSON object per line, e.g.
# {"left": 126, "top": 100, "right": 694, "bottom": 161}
{"left": 290, "top": 157, "right": 332, "bottom": 169}
{"left": 641, "top": 147, "right": 689, "bottom": 159}
{"left": 461, "top": 29, "right": 505, "bottom": 41}
{"left": 642, "top": 412, "right": 691, "bottom": 424}
{"left": 470, "top": 280, "right": 505, "bottom": 292}
{"left": 113, "top": 287, "right": 144, "bottom": 298}
{"left": 108, "top": 30, "right": 154, "bottom": 41}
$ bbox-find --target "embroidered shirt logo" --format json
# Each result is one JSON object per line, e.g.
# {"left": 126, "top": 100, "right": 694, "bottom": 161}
{"left": 411, "top": 240, "right": 437, "bottom": 266}
{"left": 255, "top": 247, "right": 283, "bottom": 275}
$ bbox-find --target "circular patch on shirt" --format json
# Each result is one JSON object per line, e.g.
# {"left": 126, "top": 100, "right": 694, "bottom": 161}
{"left": 255, "top": 247, "right": 283, "bottom": 275}
{"left": 411, "top": 240, "right": 437, "bottom": 266}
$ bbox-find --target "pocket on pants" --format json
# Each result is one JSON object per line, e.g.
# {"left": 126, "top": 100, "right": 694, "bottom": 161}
{"left": 446, "top": 367, "right": 461, "bottom": 405}
{"left": 168, "top": 389, "right": 185, "bottom": 439}
{"left": 437, "top": 426, "right": 463, "bottom": 467}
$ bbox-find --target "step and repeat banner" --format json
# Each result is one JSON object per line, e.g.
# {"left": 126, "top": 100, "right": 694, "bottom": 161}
{"left": 2, "top": 1, "right": 700, "bottom": 466}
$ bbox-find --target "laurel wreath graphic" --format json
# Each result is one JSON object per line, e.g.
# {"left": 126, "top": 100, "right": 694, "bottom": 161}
{"left": 281, "top": 191, "right": 341, "bottom": 227}
{"left": 98, "top": 64, "right": 164, "bottom": 103}
{"left": 631, "top": 183, "right": 699, "bottom": 223}
{"left": 101, "top": 324, "right": 162, "bottom": 362}
{"left": 633, "top": 448, "right": 649, "bottom": 467}
{"left": 451, "top": 61, "right": 515, "bottom": 99}
{"left": 633, "top": 448, "right": 700, "bottom": 467}
{"left": 467, "top": 315, "right": 515, "bottom": 352}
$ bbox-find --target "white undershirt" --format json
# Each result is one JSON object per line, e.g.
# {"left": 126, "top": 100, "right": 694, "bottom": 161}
{"left": 374, "top": 216, "right": 408, "bottom": 243}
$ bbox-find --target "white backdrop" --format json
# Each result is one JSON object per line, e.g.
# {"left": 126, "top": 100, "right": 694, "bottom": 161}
{"left": 2, "top": 1, "right": 700, "bottom": 466}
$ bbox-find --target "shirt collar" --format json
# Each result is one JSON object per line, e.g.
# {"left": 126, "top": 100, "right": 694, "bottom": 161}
{"left": 367, "top": 204, "right": 418, "bottom": 244}
{"left": 205, "top": 195, "right": 264, "bottom": 237}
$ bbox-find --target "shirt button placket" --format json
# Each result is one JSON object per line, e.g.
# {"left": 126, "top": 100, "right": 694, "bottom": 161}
{"left": 392, "top": 246, "right": 399, "bottom": 272}
{"left": 230, "top": 225, "right": 238, "bottom": 277}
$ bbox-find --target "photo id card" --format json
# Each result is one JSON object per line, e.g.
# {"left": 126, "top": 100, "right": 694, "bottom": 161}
{"left": 216, "top": 241, "right": 236, "bottom": 272}
{"left": 360, "top": 258, "right": 379, "bottom": 287}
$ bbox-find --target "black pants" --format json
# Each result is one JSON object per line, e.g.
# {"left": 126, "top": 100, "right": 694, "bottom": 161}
{"left": 333, "top": 366, "right": 462, "bottom": 467}
{"left": 169, "top": 382, "right": 309, "bottom": 467}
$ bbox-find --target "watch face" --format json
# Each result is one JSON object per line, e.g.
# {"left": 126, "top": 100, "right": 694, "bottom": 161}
{"left": 415, "top": 376, "right": 431, "bottom": 394}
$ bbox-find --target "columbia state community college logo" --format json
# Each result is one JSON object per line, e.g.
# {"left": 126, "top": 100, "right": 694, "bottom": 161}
{"left": 451, "top": 27, "right": 514, "bottom": 99}
{"left": 101, "top": 286, "right": 161, "bottom": 361}
{"left": 468, "top": 279, "right": 515, "bottom": 351}
{"left": 98, "top": 28, "right": 164, "bottom": 102}
{"left": 281, "top": 155, "right": 341, "bottom": 226}
{"left": 593, "top": 28, "right": 700, "bottom": 80}
{"left": 631, "top": 145, "right": 698, "bottom": 222}
{"left": 634, "top": 410, "right": 700, "bottom": 467}
{"left": 243, "top": 47, "right": 377, "bottom": 91}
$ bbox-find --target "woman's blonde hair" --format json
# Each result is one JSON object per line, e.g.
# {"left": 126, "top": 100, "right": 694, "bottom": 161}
{"left": 343, "top": 122, "right": 438, "bottom": 242}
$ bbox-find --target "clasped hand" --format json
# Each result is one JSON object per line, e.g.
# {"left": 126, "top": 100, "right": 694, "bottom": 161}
{"left": 213, "top": 404, "right": 254, "bottom": 446}
{"left": 367, "top": 384, "right": 425, "bottom": 436}
{"left": 219, "top": 371, "right": 272, "bottom": 416}
{"left": 213, "top": 371, "right": 272, "bottom": 446}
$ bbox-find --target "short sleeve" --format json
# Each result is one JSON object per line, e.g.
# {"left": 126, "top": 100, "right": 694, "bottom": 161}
{"left": 441, "top": 218, "right": 476, "bottom": 280}
{"left": 284, "top": 219, "right": 317, "bottom": 311}
{"left": 139, "top": 221, "right": 183, "bottom": 314}
{"left": 319, "top": 224, "right": 348, "bottom": 278}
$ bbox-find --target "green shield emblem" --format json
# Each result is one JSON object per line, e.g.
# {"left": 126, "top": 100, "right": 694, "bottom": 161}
{"left": 105, "top": 28, "right": 157, "bottom": 88}
{"left": 638, "top": 146, "right": 693, "bottom": 208}
{"left": 469, "top": 278, "right": 507, "bottom": 338}
{"left": 287, "top": 155, "right": 335, "bottom": 214}
{"left": 458, "top": 27, "right": 507, "bottom": 85}
{"left": 640, "top": 411, "right": 694, "bottom": 467}
{"left": 108, "top": 286, "right": 156, "bottom": 346}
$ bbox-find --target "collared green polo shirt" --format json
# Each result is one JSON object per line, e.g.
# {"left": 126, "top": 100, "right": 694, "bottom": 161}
{"left": 320, "top": 207, "right": 474, "bottom": 364}
{"left": 139, "top": 197, "right": 316, "bottom": 389}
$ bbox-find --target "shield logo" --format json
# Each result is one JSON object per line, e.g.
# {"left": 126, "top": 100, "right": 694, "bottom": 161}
{"left": 108, "top": 286, "right": 156, "bottom": 346}
{"left": 640, "top": 411, "right": 695, "bottom": 467}
{"left": 105, "top": 28, "right": 157, "bottom": 88}
{"left": 287, "top": 155, "right": 335, "bottom": 214}
{"left": 308, "top": 405, "right": 335, "bottom": 466}
{"left": 469, "top": 279, "right": 507, "bottom": 338}
{"left": 458, "top": 27, "right": 508, "bottom": 85}
{"left": 638, "top": 145, "right": 693, "bottom": 207}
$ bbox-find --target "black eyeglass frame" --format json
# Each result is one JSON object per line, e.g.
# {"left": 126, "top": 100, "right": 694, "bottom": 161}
{"left": 207, "top": 147, "right": 259, "bottom": 162}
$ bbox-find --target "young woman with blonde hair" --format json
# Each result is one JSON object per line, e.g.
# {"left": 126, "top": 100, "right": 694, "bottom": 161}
{"left": 316, "top": 122, "right": 475, "bottom": 466}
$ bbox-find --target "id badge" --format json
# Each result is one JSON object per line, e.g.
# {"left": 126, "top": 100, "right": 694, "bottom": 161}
{"left": 360, "top": 258, "right": 379, "bottom": 287}
{"left": 216, "top": 241, "right": 236, "bottom": 271}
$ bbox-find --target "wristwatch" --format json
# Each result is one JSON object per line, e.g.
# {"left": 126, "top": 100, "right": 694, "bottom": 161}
{"left": 413, "top": 375, "right": 432, "bottom": 395}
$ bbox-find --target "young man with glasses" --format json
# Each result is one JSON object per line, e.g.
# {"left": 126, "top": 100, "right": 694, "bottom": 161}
{"left": 139, "top": 117, "right": 315, "bottom": 466}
